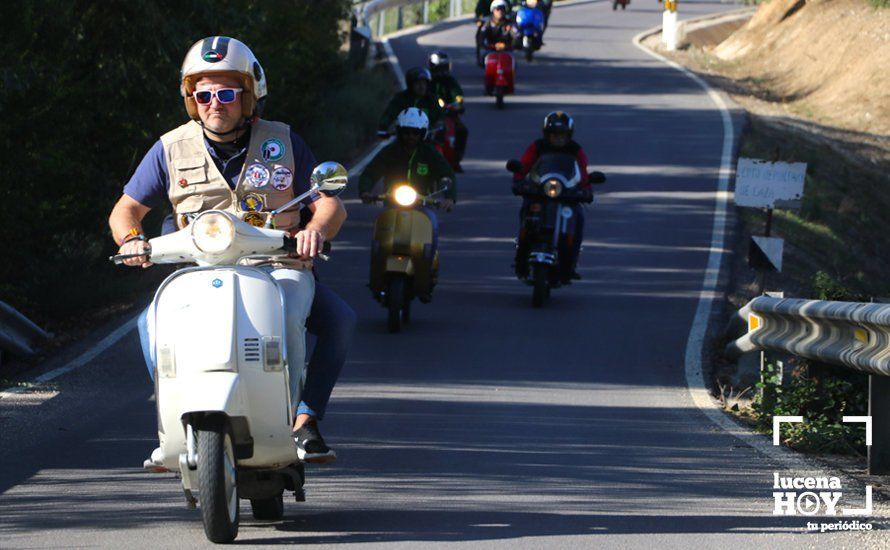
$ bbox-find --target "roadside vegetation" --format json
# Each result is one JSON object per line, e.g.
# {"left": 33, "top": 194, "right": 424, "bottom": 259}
{"left": 0, "top": 0, "right": 391, "bottom": 342}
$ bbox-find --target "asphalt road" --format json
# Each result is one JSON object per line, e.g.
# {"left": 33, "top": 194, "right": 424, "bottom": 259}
{"left": 1, "top": 1, "right": 886, "bottom": 548}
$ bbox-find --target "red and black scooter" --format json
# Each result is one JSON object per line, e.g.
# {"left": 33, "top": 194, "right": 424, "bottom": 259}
{"left": 484, "top": 47, "right": 515, "bottom": 109}
{"left": 432, "top": 99, "right": 462, "bottom": 170}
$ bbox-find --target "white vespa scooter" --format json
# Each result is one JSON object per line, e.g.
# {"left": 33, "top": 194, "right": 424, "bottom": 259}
{"left": 112, "top": 162, "right": 348, "bottom": 543}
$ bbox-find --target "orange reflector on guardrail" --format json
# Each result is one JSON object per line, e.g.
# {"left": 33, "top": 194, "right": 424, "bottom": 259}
{"left": 748, "top": 314, "right": 762, "bottom": 332}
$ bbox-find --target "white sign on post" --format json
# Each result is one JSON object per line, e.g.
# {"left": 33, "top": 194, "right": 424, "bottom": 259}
{"left": 734, "top": 158, "right": 807, "bottom": 209}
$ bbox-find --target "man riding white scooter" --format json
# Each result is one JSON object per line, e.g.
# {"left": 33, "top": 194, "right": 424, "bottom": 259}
{"left": 108, "top": 37, "right": 354, "bottom": 466}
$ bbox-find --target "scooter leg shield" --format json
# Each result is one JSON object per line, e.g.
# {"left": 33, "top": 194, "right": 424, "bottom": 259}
{"left": 484, "top": 54, "right": 498, "bottom": 94}
{"left": 152, "top": 267, "right": 302, "bottom": 471}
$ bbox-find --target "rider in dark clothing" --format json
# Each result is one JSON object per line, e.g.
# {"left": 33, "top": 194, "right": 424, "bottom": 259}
{"left": 428, "top": 50, "right": 469, "bottom": 172}
{"left": 475, "top": 0, "right": 519, "bottom": 18}
{"left": 378, "top": 67, "right": 443, "bottom": 135}
{"left": 476, "top": 0, "right": 517, "bottom": 66}
{"left": 512, "top": 111, "right": 591, "bottom": 280}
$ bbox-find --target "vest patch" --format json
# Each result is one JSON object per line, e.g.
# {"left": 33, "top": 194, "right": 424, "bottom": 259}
{"left": 240, "top": 193, "right": 266, "bottom": 212}
{"left": 262, "top": 138, "right": 285, "bottom": 162}
{"left": 416, "top": 163, "right": 429, "bottom": 176}
{"left": 245, "top": 163, "right": 270, "bottom": 188}
{"left": 271, "top": 167, "right": 293, "bottom": 191}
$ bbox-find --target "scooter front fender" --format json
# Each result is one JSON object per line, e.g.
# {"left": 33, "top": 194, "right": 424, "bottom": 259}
{"left": 386, "top": 255, "right": 415, "bottom": 275}
{"left": 157, "top": 371, "right": 243, "bottom": 470}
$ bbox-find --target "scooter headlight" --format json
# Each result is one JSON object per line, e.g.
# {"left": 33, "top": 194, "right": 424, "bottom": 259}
{"left": 191, "top": 212, "right": 235, "bottom": 254}
{"left": 393, "top": 185, "right": 419, "bottom": 207}
{"left": 544, "top": 179, "right": 563, "bottom": 198}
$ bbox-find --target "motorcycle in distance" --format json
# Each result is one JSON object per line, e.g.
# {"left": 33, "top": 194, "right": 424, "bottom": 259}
{"left": 506, "top": 155, "right": 606, "bottom": 307}
{"left": 111, "top": 162, "right": 348, "bottom": 544}
{"left": 432, "top": 98, "right": 462, "bottom": 170}
{"left": 516, "top": 3, "right": 545, "bottom": 61}
{"left": 484, "top": 48, "right": 515, "bottom": 109}
{"left": 367, "top": 180, "right": 451, "bottom": 333}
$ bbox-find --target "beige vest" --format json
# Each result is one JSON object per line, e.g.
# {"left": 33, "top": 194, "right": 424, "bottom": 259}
{"left": 161, "top": 119, "right": 301, "bottom": 231}
{"left": 161, "top": 119, "right": 309, "bottom": 268}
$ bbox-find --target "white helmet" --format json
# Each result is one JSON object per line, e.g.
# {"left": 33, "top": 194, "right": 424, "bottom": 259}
{"left": 180, "top": 36, "right": 267, "bottom": 121}
{"left": 490, "top": 0, "right": 510, "bottom": 13}
{"left": 396, "top": 107, "right": 430, "bottom": 137}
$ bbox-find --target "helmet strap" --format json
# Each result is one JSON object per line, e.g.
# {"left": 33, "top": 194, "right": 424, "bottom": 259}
{"left": 198, "top": 117, "right": 252, "bottom": 142}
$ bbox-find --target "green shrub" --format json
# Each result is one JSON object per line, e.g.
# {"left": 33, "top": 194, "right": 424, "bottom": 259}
{"left": 753, "top": 360, "right": 867, "bottom": 455}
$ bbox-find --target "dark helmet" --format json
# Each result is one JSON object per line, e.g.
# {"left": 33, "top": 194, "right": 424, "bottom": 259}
{"left": 405, "top": 67, "right": 432, "bottom": 87}
{"left": 543, "top": 111, "right": 574, "bottom": 138}
{"left": 428, "top": 51, "right": 451, "bottom": 76}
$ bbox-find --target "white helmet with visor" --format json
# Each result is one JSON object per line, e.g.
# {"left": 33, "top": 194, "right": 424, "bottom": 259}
{"left": 180, "top": 36, "right": 267, "bottom": 121}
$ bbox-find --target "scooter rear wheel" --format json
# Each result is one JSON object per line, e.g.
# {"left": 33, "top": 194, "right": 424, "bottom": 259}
{"left": 198, "top": 416, "right": 239, "bottom": 543}
{"left": 526, "top": 49, "right": 533, "bottom": 62}
{"left": 250, "top": 493, "right": 284, "bottom": 520}
{"left": 496, "top": 90, "right": 505, "bottom": 109}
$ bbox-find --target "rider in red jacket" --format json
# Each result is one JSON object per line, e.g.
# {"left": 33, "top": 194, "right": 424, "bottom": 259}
{"left": 512, "top": 111, "right": 591, "bottom": 280}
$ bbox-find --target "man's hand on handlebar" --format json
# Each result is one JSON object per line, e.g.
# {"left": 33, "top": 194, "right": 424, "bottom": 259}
{"left": 290, "top": 229, "right": 326, "bottom": 260}
{"left": 440, "top": 198, "right": 455, "bottom": 212}
{"left": 118, "top": 239, "right": 152, "bottom": 268}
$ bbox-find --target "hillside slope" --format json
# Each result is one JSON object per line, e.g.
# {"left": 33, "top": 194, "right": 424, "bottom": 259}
{"left": 714, "top": 0, "right": 889, "bottom": 136}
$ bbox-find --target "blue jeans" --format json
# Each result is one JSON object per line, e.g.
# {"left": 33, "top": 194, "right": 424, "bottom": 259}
{"left": 138, "top": 278, "right": 355, "bottom": 421}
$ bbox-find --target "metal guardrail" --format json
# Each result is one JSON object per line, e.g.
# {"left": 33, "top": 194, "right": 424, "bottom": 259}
{"left": 728, "top": 296, "right": 890, "bottom": 474}
{"left": 728, "top": 297, "right": 890, "bottom": 377}
{"left": 0, "top": 301, "right": 51, "bottom": 361}
{"left": 355, "top": 0, "right": 467, "bottom": 37}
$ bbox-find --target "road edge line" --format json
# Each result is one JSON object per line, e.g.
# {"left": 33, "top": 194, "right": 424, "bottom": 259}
{"left": 631, "top": 23, "right": 817, "bottom": 470}
{"left": 0, "top": 315, "right": 139, "bottom": 399}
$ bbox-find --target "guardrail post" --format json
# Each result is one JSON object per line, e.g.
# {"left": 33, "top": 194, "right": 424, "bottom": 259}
{"left": 455, "top": 0, "right": 462, "bottom": 16}
{"left": 449, "top": 0, "right": 456, "bottom": 18}
{"left": 423, "top": 0, "right": 430, "bottom": 23}
{"left": 869, "top": 375, "right": 890, "bottom": 475}
{"left": 397, "top": 6, "right": 404, "bottom": 29}
{"left": 377, "top": 10, "right": 385, "bottom": 36}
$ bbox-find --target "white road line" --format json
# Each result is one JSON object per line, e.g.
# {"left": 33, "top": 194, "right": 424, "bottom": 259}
{"left": 0, "top": 315, "right": 139, "bottom": 399}
{"left": 632, "top": 25, "right": 817, "bottom": 470}
{"left": 381, "top": 38, "right": 407, "bottom": 89}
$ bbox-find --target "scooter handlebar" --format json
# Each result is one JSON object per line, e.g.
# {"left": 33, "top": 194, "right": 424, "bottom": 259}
{"left": 109, "top": 251, "right": 151, "bottom": 265}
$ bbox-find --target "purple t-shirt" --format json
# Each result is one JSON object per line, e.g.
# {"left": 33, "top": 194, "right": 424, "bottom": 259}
{"left": 123, "top": 127, "right": 318, "bottom": 233}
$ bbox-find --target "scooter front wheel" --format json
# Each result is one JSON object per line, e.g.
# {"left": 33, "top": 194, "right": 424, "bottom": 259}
{"left": 532, "top": 264, "right": 549, "bottom": 308}
{"left": 386, "top": 275, "right": 406, "bottom": 333}
{"left": 526, "top": 48, "right": 533, "bottom": 62}
{"left": 198, "top": 416, "right": 239, "bottom": 543}
{"left": 495, "top": 88, "right": 505, "bottom": 109}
